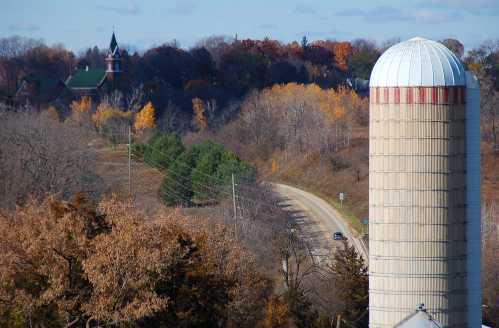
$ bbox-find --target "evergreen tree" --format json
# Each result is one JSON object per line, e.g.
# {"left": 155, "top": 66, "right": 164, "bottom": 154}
{"left": 330, "top": 240, "right": 368, "bottom": 326}
{"left": 191, "top": 146, "right": 223, "bottom": 202}
{"left": 215, "top": 149, "right": 257, "bottom": 184}
{"left": 160, "top": 152, "right": 194, "bottom": 206}
{"left": 144, "top": 133, "right": 185, "bottom": 170}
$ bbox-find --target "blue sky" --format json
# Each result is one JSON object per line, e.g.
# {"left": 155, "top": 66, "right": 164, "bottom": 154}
{"left": 1, "top": 0, "right": 498, "bottom": 53}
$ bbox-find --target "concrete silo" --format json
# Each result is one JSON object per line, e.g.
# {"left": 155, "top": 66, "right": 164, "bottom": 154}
{"left": 368, "top": 37, "right": 481, "bottom": 327}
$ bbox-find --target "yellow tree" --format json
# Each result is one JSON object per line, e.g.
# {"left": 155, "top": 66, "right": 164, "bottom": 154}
{"left": 271, "top": 159, "right": 279, "bottom": 174}
{"left": 46, "top": 106, "right": 60, "bottom": 121}
{"left": 192, "top": 98, "right": 208, "bottom": 131}
{"left": 67, "top": 96, "right": 92, "bottom": 125}
{"left": 92, "top": 103, "right": 131, "bottom": 130}
{"left": 134, "top": 102, "right": 156, "bottom": 131}
{"left": 263, "top": 297, "right": 289, "bottom": 328}
{"left": 333, "top": 42, "right": 353, "bottom": 71}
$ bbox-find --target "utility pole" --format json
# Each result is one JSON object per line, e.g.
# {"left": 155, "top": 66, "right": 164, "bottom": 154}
{"left": 128, "top": 124, "right": 132, "bottom": 196}
{"left": 232, "top": 173, "right": 237, "bottom": 240}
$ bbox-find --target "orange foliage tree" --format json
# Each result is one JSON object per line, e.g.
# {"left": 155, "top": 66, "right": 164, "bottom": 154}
{"left": 192, "top": 97, "right": 208, "bottom": 131}
{"left": 0, "top": 196, "right": 272, "bottom": 327}
{"left": 264, "top": 297, "right": 289, "bottom": 328}
{"left": 92, "top": 103, "right": 132, "bottom": 131}
{"left": 271, "top": 159, "right": 279, "bottom": 174}
{"left": 134, "top": 101, "right": 156, "bottom": 132}
{"left": 67, "top": 96, "right": 92, "bottom": 125}
{"left": 45, "top": 105, "right": 59, "bottom": 121}
{"left": 332, "top": 42, "right": 353, "bottom": 71}
{"left": 239, "top": 83, "right": 368, "bottom": 159}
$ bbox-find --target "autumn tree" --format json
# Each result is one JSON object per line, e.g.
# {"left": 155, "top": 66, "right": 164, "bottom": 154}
{"left": 263, "top": 298, "right": 290, "bottom": 328}
{"left": 481, "top": 202, "right": 498, "bottom": 326}
{"left": 0, "top": 36, "right": 43, "bottom": 97}
{"left": 280, "top": 231, "right": 319, "bottom": 328}
{"left": 192, "top": 97, "right": 208, "bottom": 131}
{"left": 92, "top": 103, "right": 132, "bottom": 130}
{"left": 271, "top": 159, "right": 279, "bottom": 175}
{"left": 92, "top": 102, "right": 132, "bottom": 146}
{"left": 0, "top": 196, "right": 271, "bottom": 327}
{"left": 45, "top": 105, "right": 60, "bottom": 121}
{"left": 0, "top": 195, "right": 111, "bottom": 327}
{"left": 239, "top": 83, "right": 363, "bottom": 159}
{"left": 333, "top": 42, "right": 353, "bottom": 71}
{"left": 67, "top": 96, "right": 92, "bottom": 127}
{"left": 348, "top": 39, "right": 380, "bottom": 79}
{"left": 440, "top": 38, "right": 464, "bottom": 59}
{"left": 23, "top": 44, "right": 75, "bottom": 79}
{"left": 465, "top": 41, "right": 499, "bottom": 148}
{"left": 329, "top": 240, "right": 368, "bottom": 326}
{"left": 134, "top": 101, "right": 156, "bottom": 132}
{"left": 0, "top": 110, "right": 102, "bottom": 208}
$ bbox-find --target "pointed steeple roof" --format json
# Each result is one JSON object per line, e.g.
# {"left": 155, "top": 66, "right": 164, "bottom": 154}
{"left": 109, "top": 32, "right": 118, "bottom": 54}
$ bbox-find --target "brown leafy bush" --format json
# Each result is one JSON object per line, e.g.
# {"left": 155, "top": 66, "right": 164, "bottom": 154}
{"left": 0, "top": 195, "right": 272, "bottom": 327}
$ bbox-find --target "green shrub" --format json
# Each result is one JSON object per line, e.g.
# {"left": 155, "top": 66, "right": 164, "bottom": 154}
{"left": 191, "top": 143, "right": 224, "bottom": 202}
{"left": 147, "top": 138, "right": 257, "bottom": 206}
{"left": 144, "top": 133, "right": 185, "bottom": 170}
{"left": 216, "top": 150, "right": 257, "bottom": 184}
{"left": 131, "top": 143, "right": 146, "bottom": 161}
{"left": 160, "top": 152, "right": 194, "bottom": 206}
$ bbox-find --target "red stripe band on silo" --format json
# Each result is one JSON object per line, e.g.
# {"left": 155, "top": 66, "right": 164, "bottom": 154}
{"left": 369, "top": 87, "right": 465, "bottom": 105}
{"left": 407, "top": 88, "right": 413, "bottom": 104}
{"left": 419, "top": 87, "right": 426, "bottom": 103}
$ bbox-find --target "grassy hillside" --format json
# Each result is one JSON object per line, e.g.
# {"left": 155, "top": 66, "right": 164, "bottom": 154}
{"left": 257, "top": 127, "right": 498, "bottom": 234}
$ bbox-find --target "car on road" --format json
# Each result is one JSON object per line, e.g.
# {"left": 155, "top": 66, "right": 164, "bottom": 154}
{"left": 333, "top": 231, "right": 345, "bottom": 240}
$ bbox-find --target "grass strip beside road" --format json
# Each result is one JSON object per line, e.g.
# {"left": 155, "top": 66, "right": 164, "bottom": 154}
{"left": 275, "top": 181, "right": 364, "bottom": 235}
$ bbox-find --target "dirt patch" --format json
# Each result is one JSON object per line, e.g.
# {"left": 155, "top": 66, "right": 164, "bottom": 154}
{"left": 93, "top": 142, "right": 168, "bottom": 217}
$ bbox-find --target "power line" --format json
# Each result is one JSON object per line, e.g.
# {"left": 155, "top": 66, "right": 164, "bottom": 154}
{"left": 130, "top": 135, "right": 265, "bottom": 193}
{"left": 139, "top": 143, "right": 283, "bottom": 210}
{"left": 103, "top": 132, "right": 286, "bottom": 211}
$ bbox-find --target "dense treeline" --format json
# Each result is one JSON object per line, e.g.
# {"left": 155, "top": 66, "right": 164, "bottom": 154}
{"left": 0, "top": 35, "right": 379, "bottom": 127}
{"left": 2, "top": 35, "right": 498, "bottom": 141}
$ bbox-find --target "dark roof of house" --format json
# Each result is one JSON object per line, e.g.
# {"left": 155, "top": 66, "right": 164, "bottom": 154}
{"left": 15, "top": 75, "right": 67, "bottom": 104}
{"left": 23, "top": 75, "right": 64, "bottom": 93}
{"left": 66, "top": 68, "right": 106, "bottom": 89}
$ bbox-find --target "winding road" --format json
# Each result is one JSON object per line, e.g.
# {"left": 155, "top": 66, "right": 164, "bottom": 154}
{"left": 273, "top": 183, "right": 368, "bottom": 265}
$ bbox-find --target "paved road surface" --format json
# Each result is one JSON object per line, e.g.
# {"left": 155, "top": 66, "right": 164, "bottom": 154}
{"left": 273, "top": 183, "right": 368, "bottom": 265}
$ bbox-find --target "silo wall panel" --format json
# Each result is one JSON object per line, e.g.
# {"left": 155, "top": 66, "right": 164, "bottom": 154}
{"left": 369, "top": 86, "right": 468, "bottom": 328}
{"left": 465, "top": 71, "right": 481, "bottom": 327}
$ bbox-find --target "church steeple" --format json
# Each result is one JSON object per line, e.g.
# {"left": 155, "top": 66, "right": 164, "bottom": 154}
{"left": 109, "top": 32, "right": 118, "bottom": 55}
{"left": 105, "top": 31, "right": 121, "bottom": 80}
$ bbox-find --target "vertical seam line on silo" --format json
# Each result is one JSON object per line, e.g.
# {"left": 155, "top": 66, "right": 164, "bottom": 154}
{"left": 423, "top": 42, "right": 434, "bottom": 89}
{"left": 417, "top": 40, "right": 422, "bottom": 87}
{"left": 429, "top": 44, "right": 445, "bottom": 90}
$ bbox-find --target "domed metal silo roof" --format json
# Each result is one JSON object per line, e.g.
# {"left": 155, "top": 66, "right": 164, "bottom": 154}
{"left": 370, "top": 37, "right": 466, "bottom": 87}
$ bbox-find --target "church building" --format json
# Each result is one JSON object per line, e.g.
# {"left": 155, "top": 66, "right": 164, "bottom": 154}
{"left": 65, "top": 32, "right": 122, "bottom": 97}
